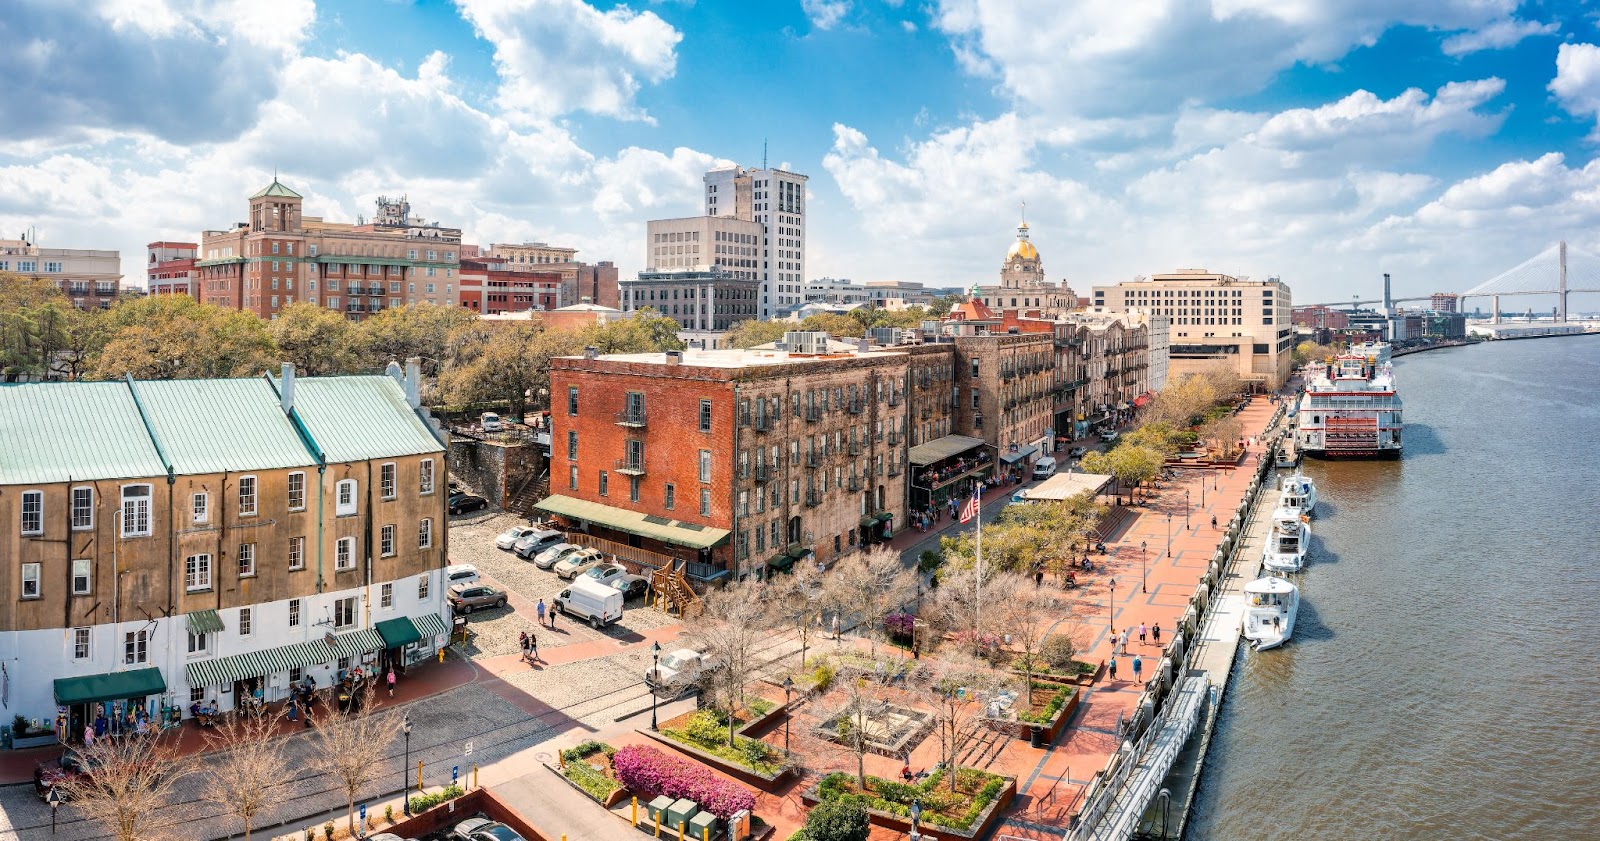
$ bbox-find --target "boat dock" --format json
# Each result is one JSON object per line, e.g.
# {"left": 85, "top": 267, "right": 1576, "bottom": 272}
{"left": 1137, "top": 459, "right": 1275, "bottom": 837}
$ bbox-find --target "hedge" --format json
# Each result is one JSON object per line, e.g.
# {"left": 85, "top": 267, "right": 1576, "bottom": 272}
{"left": 814, "top": 768, "right": 1007, "bottom": 831}
{"left": 612, "top": 744, "right": 757, "bottom": 819}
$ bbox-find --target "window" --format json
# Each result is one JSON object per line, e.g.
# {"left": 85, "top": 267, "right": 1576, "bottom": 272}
{"left": 289, "top": 666, "right": 302, "bottom": 685}
{"left": 288, "top": 472, "right": 306, "bottom": 510}
{"left": 185, "top": 554, "right": 212, "bottom": 591}
{"left": 20, "top": 563, "right": 40, "bottom": 599}
{"left": 333, "top": 596, "right": 356, "bottom": 628}
{"left": 124, "top": 630, "right": 148, "bottom": 665}
{"left": 630, "top": 476, "right": 640, "bottom": 503}
{"left": 699, "top": 450, "right": 712, "bottom": 482}
{"left": 289, "top": 598, "right": 301, "bottom": 627}
{"left": 72, "top": 559, "right": 91, "bottom": 594}
{"left": 20, "top": 490, "right": 42, "bottom": 535}
{"left": 289, "top": 536, "right": 305, "bottom": 570}
{"left": 418, "top": 518, "right": 433, "bottom": 549}
{"left": 335, "top": 537, "right": 355, "bottom": 571}
{"left": 380, "top": 525, "right": 395, "bottom": 557}
{"left": 568, "top": 386, "right": 579, "bottom": 415}
{"left": 568, "top": 430, "right": 578, "bottom": 460}
{"left": 239, "top": 607, "right": 253, "bottom": 637}
{"left": 568, "top": 465, "right": 578, "bottom": 490}
{"left": 700, "top": 399, "right": 713, "bottom": 431}
{"left": 190, "top": 492, "right": 209, "bottom": 524}
{"left": 381, "top": 582, "right": 394, "bottom": 608}
{"left": 380, "top": 463, "right": 396, "bottom": 499}
{"left": 238, "top": 542, "right": 256, "bottom": 577}
{"left": 599, "top": 471, "right": 609, "bottom": 496}
{"left": 73, "top": 628, "right": 90, "bottom": 660}
{"left": 71, "top": 487, "right": 93, "bottom": 530}
{"left": 419, "top": 459, "right": 435, "bottom": 495}
{"left": 238, "top": 475, "right": 257, "bottom": 516}
{"left": 187, "top": 631, "right": 209, "bottom": 655}
{"left": 700, "top": 488, "right": 711, "bottom": 517}
{"left": 418, "top": 574, "right": 430, "bottom": 601}
{"left": 336, "top": 480, "right": 356, "bottom": 516}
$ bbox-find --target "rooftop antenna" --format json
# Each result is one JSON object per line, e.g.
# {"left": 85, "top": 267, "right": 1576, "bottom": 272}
{"left": 1020, "top": 199, "right": 1026, "bottom": 222}
{"left": 763, "top": 139, "right": 768, "bottom": 170}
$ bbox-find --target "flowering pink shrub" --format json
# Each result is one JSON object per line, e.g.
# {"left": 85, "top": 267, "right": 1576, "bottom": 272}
{"left": 612, "top": 744, "right": 756, "bottom": 818}
{"left": 883, "top": 613, "right": 915, "bottom": 641}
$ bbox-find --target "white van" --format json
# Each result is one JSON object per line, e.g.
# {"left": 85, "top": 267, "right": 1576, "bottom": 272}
{"left": 555, "top": 577, "right": 624, "bottom": 628}
{"left": 1032, "top": 456, "right": 1057, "bottom": 480}
{"left": 480, "top": 412, "right": 503, "bottom": 432}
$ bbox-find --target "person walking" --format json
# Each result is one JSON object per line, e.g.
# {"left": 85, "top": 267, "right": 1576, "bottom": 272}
{"left": 529, "top": 630, "right": 539, "bottom": 662}
{"left": 287, "top": 695, "right": 299, "bottom": 722}
{"left": 1109, "top": 657, "right": 1119, "bottom": 682}
{"left": 519, "top": 630, "right": 530, "bottom": 663}
{"left": 1132, "top": 655, "right": 1144, "bottom": 684}
{"left": 1211, "top": 514, "right": 1218, "bottom": 529}
{"left": 536, "top": 599, "right": 547, "bottom": 627}
{"left": 548, "top": 603, "right": 558, "bottom": 629}
{"left": 387, "top": 667, "right": 397, "bottom": 698}
{"left": 1139, "top": 623, "right": 1148, "bottom": 645}
{"left": 1120, "top": 628, "right": 1130, "bottom": 653}
{"left": 1152, "top": 623, "right": 1162, "bottom": 644}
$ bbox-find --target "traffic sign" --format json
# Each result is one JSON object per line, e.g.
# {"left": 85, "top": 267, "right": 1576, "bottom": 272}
{"left": 360, "top": 803, "right": 367, "bottom": 821}
{"left": 452, "top": 765, "right": 460, "bottom": 784}
{"left": 465, "top": 740, "right": 474, "bottom": 757}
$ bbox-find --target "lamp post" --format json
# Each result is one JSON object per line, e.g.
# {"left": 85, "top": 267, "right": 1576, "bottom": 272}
{"left": 650, "top": 641, "right": 662, "bottom": 732}
{"left": 402, "top": 714, "right": 413, "bottom": 816}
{"left": 1166, "top": 513, "right": 1173, "bottom": 558}
{"left": 1108, "top": 578, "right": 1117, "bottom": 635}
{"left": 1140, "top": 541, "right": 1148, "bottom": 593}
{"left": 1185, "top": 489, "right": 1191, "bottom": 532}
{"left": 48, "top": 786, "right": 60, "bottom": 835}
{"left": 782, "top": 677, "right": 794, "bottom": 755}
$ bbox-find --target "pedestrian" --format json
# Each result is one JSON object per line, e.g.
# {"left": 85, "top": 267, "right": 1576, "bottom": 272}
{"left": 83, "top": 724, "right": 94, "bottom": 746}
{"left": 1211, "top": 514, "right": 1218, "bottom": 529}
{"left": 529, "top": 630, "right": 539, "bottom": 662}
{"left": 549, "top": 603, "right": 558, "bottom": 629}
{"left": 1035, "top": 567, "right": 1044, "bottom": 588}
{"left": 1120, "top": 628, "right": 1130, "bottom": 653}
{"left": 832, "top": 614, "right": 841, "bottom": 642}
{"left": 387, "top": 667, "right": 397, "bottom": 698}
{"left": 287, "top": 695, "right": 300, "bottom": 722}
{"left": 1132, "top": 655, "right": 1144, "bottom": 684}
{"left": 519, "top": 630, "right": 529, "bottom": 662}
{"left": 1139, "top": 623, "right": 1148, "bottom": 645}
{"left": 536, "top": 598, "right": 547, "bottom": 626}
{"left": 1108, "top": 657, "right": 1118, "bottom": 682}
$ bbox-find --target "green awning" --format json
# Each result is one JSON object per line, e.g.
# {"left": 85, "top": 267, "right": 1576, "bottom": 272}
{"left": 1000, "top": 445, "right": 1040, "bottom": 464}
{"left": 859, "top": 515, "right": 878, "bottom": 528}
{"left": 767, "top": 554, "right": 796, "bottom": 571}
{"left": 332, "top": 629, "right": 385, "bottom": 659}
{"left": 187, "top": 609, "right": 224, "bottom": 634}
{"left": 874, "top": 512, "right": 894, "bottom": 523}
{"left": 413, "top": 612, "right": 449, "bottom": 639}
{"left": 54, "top": 668, "right": 166, "bottom": 706}
{"left": 535, "top": 495, "right": 730, "bottom": 550}
{"left": 908, "top": 434, "right": 987, "bottom": 466}
{"left": 375, "top": 617, "right": 423, "bottom": 648}
{"left": 785, "top": 543, "right": 812, "bottom": 559}
{"left": 187, "top": 642, "right": 319, "bottom": 690}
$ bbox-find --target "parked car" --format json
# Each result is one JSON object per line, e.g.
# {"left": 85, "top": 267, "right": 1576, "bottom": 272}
{"left": 583, "top": 563, "right": 629, "bottom": 588}
{"left": 612, "top": 573, "right": 651, "bottom": 600}
{"left": 553, "top": 549, "right": 605, "bottom": 580}
{"left": 480, "top": 412, "right": 504, "bottom": 432}
{"left": 1101, "top": 430, "right": 1120, "bottom": 443}
{"left": 646, "top": 647, "right": 709, "bottom": 689}
{"left": 448, "top": 492, "right": 489, "bottom": 514}
{"left": 1031, "top": 456, "right": 1057, "bottom": 479}
{"left": 35, "top": 749, "right": 160, "bottom": 800}
{"left": 555, "top": 577, "right": 625, "bottom": 627}
{"left": 453, "top": 817, "right": 526, "bottom": 841}
{"left": 1069, "top": 446, "right": 1088, "bottom": 458}
{"left": 532, "top": 542, "right": 582, "bottom": 569}
{"left": 448, "top": 583, "right": 507, "bottom": 614}
{"left": 445, "top": 563, "right": 480, "bottom": 587}
{"left": 495, "top": 526, "right": 540, "bottom": 550}
{"left": 513, "top": 529, "right": 566, "bottom": 560}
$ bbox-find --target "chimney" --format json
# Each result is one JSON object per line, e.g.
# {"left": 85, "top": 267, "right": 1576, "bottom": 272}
{"left": 385, "top": 360, "right": 404, "bottom": 385}
{"left": 665, "top": 350, "right": 682, "bottom": 365}
{"left": 280, "top": 363, "right": 296, "bottom": 414}
{"left": 857, "top": 337, "right": 870, "bottom": 354}
{"left": 584, "top": 346, "right": 599, "bottom": 360}
{"left": 404, "top": 357, "right": 422, "bottom": 409}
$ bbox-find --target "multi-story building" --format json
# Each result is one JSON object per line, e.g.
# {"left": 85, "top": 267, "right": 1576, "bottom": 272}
{"left": 0, "top": 239, "right": 122, "bottom": 309}
{"left": 620, "top": 268, "right": 760, "bottom": 342}
{"left": 486, "top": 242, "right": 620, "bottom": 310}
{"left": 1430, "top": 292, "right": 1460, "bottom": 313}
{"left": 1094, "top": 270, "right": 1293, "bottom": 388}
{"left": 458, "top": 257, "right": 562, "bottom": 314}
{"left": 969, "top": 221, "right": 1078, "bottom": 313}
{"left": 703, "top": 165, "right": 808, "bottom": 318}
{"left": 644, "top": 216, "right": 764, "bottom": 280}
{"left": 197, "top": 181, "right": 462, "bottom": 321}
{"left": 0, "top": 365, "right": 449, "bottom": 736}
{"left": 147, "top": 242, "right": 199, "bottom": 297}
{"left": 804, "top": 277, "right": 870, "bottom": 305}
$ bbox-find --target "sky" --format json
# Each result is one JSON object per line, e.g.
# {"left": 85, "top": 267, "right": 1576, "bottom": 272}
{"left": 4, "top": 0, "right": 1600, "bottom": 307}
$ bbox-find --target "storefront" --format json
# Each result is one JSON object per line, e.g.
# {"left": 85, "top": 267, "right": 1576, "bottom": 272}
{"left": 184, "top": 627, "right": 386, "bottom": 713}
{"left": 53, "top": 667, "right": 168, "bottom": 744}
{"left": 766, "top": 542, "right": 814, "bottom": 575}
{"left": 375, "top": 613, "right": 450, "bottom": 672}
{"left": 999, "top": 443, "right": 1039, "bottom": 479}
{"left": 908, "top": 434, "right": 991, "bottom": 510}
{"left": 857, "top": 511, "right": 894, "bottom": 546}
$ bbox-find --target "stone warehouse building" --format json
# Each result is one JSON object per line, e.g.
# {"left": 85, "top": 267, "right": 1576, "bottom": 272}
{"left": 0, "top": 365, "right": 449, "bottom": 738}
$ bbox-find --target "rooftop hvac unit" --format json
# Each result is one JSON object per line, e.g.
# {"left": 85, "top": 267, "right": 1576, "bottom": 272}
{"left": 784, "top": 331, "right": 830, "bottom": 355}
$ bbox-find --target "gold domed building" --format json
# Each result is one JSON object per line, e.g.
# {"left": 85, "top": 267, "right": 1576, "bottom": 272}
{"left": 1000, "top": 220, "right": 1045, "bottom": 287}
{"left": 969, "top": 214, "right": 1078, "bottom": 313}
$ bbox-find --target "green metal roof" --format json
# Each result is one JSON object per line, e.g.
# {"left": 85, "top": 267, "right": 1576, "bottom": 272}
{"left": 250, "top": 179, "right": 303, "bottom": 199}
{"left": 907, "top": 434, "right": 987, "bottom": 466}
{"left": 0, "top": 382, "right": 168, "bottom": 484}
{"left": 136, "top": 379, "right": 315, "bottom": 473}
{"left": 535, "top": 495, "right": 730, "bottom": 549}
{"left": 186, "top": 609, "right": 225, "bottom": 635}
{"left": 375, "top": 617, "right": 422, "bottom": 648}
{"left": 54, "top": 667, "right": 167, "bottom": 705}
{"left": 290, "top": 377, "right": 444, "bottom": 463}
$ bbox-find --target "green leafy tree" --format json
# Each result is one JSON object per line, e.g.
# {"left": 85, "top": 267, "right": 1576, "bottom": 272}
{"left": 797, "top": 312, "right": 866, "bottom": 338}
{"left": 0, "top": 274, "right": 73, "bottom": 378}
{"left": 724, "top": 320, "right": 791, "bottom": 348}
{"left": 89, "top": 295, "right": 277, "bottom": 380}
{"left": 804, "top": 799, "right": 870, "bottom": 841}
{"left": 582, "top": 308, "right": 684, "bottom": 353}
{"left": 349, "top": 303, "right": 477, "bottom": 374}
{"left": 270, "top": 302, "right": 358, "bottom": 375}
{"left": 927, "top": 295, "right": 961, "bottom": 318}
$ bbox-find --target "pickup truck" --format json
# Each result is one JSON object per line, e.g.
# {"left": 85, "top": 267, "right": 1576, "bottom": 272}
{"left": 646, "top": 648, "right": 710, "bottom": 690}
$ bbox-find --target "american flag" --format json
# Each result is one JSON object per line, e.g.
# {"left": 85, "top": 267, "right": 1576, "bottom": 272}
{"left": 959, "top": 487, "right": 981, "bottom": 524}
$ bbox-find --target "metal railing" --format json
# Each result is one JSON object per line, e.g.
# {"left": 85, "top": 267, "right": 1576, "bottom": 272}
{"left": 615, "top": 408, "right": 647, "bottom": 427}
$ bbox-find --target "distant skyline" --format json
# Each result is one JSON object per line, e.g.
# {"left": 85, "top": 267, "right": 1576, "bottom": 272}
{"left": 4, "top": 1, "right": 1600, "bottom": 305}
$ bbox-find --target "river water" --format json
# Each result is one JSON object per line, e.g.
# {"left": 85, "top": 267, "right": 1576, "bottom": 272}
{"left": 1187, "top": 337, "right": 1600, "bottom": 840}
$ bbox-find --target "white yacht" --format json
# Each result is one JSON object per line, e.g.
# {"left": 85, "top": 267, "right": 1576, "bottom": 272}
{"left": 1262, "top": 506, "right": 1310, "bottom": 573}
{"left": 1242, "top": 576, "right": 1299, "bottom": 650}
{"left": 1278, "top": 473, "right": 1318, "bottom": 516}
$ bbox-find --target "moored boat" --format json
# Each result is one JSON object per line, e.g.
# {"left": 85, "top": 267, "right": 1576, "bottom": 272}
{"left": 1296, "top": 341, "right": 1402, "bottom": 458}
{"left": 1242, "top": 576, "right": 1299, "bottom": 650}
{"left": 1262, "top": 506, "right": 1310, "bottom": 572}
{"left": 1278, "top": 472, "right": 1317, "bottom": 516}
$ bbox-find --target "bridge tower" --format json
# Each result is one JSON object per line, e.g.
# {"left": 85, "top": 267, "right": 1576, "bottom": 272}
{"left": 1492, "top": 294, "right": 1501, "bottom": 324}
{"left": 1558, "top": 240, "right": 1568, "bottom": 323}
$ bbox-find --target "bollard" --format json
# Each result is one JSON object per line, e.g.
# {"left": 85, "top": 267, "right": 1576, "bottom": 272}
{"left": 473, "top": 765, "right": 478, "bottom": 790}
{"left": 679, "top": 821, "right": 686, "bottom": 841}
{"left": 655, "top": 814, "right": 662, "bottom": 838}
{"left": 438, "top": 647, "right": 445, "bottom": 663}
{"left": 633, "top": 796, "right": 639, "bottom": 826}
{"left": 704, "top": 826, "right": 710, "bottom": 841}
{"left": 558, "top": 749, "right": 565, "bottom": 769}
{"left": 417, "top": 760, "right": 424, "bottom": 793}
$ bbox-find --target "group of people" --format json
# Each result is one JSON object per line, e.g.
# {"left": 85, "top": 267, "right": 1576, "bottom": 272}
{"left": 1107, "top": 622, "right": 1165, "bottom": 685}
{"left": 82, "top": 705, "right": 164, "bottom": 744}
{"left": 518, "top": 629, "right": 541, "bottom": 664}
{"left": 917, "top": 452, "right": 995, "bottom": 490}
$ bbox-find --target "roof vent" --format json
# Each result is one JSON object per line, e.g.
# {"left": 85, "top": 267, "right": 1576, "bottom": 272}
{"left": 665, "top": 350, "right": 682, "bottom": 365}
{"left": 584, "top": 346, "right": 599, "bottom": 360}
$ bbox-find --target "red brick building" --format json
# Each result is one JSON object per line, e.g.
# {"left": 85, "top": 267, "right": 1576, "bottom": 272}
{"left": 147, "top": 241, "right": 198, "bottom": 297}
{"left": 458, "top": 258, "right": 562, "bottom": 314}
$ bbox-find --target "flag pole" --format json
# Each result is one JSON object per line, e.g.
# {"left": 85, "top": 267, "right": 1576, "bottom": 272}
{"left": 974, "top": 484, "right": 983, "bottom": 641}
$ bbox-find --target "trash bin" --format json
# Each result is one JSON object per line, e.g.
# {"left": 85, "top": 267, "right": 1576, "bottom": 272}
{"left": 1030, "top": 725, "right": 1045, "bottom": 748}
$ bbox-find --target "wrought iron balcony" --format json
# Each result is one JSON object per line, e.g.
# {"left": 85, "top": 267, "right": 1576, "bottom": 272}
{"left": 615, "top": 408, "right": 647, "bottom": 428}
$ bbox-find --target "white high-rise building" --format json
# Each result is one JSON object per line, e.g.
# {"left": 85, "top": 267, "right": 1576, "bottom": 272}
{"left": 704, "top": 164, "right": 807, "bottom": 318}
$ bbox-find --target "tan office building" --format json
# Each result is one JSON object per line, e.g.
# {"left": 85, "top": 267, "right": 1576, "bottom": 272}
{"left": 1093, "top": 270, "right": 1292, "bottom": 388}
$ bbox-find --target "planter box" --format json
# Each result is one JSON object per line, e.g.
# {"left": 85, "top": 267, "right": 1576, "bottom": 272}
{"left": 542, "top": 759, "right": 628, "bottom": 808}
{"left": 988, "top": 686, "right": 1081, "bottom": 743}
{"left": 384, "top": 787, "right": 549, "bottom": 841}
{"left": 733, "top": 700, "right": 790, "bottom": 741}
{"left": 11, "top": 732, "right": 59, "bottom": 749}
{"left": 637, "top": 729, "right": 794, "bottom": 791}
{"left": 800, "top": 776, "right": 1016, "bottom": 841}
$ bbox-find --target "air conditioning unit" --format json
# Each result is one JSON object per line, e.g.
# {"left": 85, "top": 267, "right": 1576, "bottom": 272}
{"left": 784, "top": 331, "right": 829, "bottom": 355}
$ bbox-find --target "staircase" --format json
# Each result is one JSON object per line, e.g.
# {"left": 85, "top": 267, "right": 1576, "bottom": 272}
{"left": 651, "top": 561, "right": 703, "bottom": 618}
{"left": 502, "top": 469, "right": 549, "bottom": 518}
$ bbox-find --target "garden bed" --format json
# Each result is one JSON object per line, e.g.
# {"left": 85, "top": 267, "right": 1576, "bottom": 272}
{"left": 547, "top": 741, "right": 628, "bottom": 808}
{"left": 986, "top": 683, "right": 1080, "bottom": 742}
{"left": 645, "top": 706, "right": 793, "bottom": 789}
{"left": 801, "top": 768, "right": 1015, "bottom": 841}
{"left": 1015, "top": 658, "right": 1102, "bottom": 686}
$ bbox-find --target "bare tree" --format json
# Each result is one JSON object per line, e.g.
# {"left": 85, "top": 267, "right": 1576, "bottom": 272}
{"left": 931, "top": 564, "right": 1007, "bottom": 656}
{"left": 917, "top": 654, "right": 1014, "bottom": 793}
{"left": 55, "top": 730, "right": 194, "bottom": 841}
{"left": 817, "top": 655, "right": 903, "bottom": 790}
{"left": 999, "top": 575, "right": 1068, "bottom": 693}
{"left": 198, "top": 706, "right": 293, "bottom": 840}
{"left": 686, "top": 580, "right": 772, "bottom": 746}
{"left": 765, "top": 561, "right": 824, "bottom": 667}
{"left": 306, "top": 686, "right": 396, "bottom": 834}
{"left": 821, "top": 546, "right": 917, "bottom": 657}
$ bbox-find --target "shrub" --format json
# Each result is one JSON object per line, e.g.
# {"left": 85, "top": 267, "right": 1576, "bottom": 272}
{"left": 815, "top": 768, "right": 1008, "bottom": 830}
{"left": 804, "top": 800, "right": 870, "bottom": 841}
{"left": 1041, "top": 635, "right": 1077, "bottom": 670}
{"left": 384, "top": 804, "right": 393, "bottom": 824}
{"left": 883, "top": 613, "right": 915, "bottom": 642}
{"left": 612, "top": 744, "right": 756, "bottom": 818}
{"left": 407, "top": 784, "right": 465, "bottom": 814}
{"left": 563, "top": 757, "right": 621, "bottom": 803}
{"left": 562, "top": 740, "right": 611, "bottom": 763}
{"left": 741, "top": 738, "right": 774, "bottom": 767}
{"left": 684, "top": 710, "right": 730, "bottom": 747}
{"left": 323, "top": 822, "right": 335, "bottom": 841}
{"left": 917, "top": 550, "right": 943, "bottom": 573}
{"left": 1018, "top": 684, "right": 1073, "bottom": 724}
{"left": 812, "top": 662, "right": 835, "bottom": 693}
{"left": 11, "top": 715, "right": 27, "bottom": 736}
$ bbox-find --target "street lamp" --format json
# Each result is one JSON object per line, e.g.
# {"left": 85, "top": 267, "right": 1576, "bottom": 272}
{"left": 650, "top": 641, "right": 662, "bottom": 732}
{"left": 1185, "top": 489, "right": 1191, "bottom": 532}
{"left": 401, "top": 714, "right": 413, "bottom": 816}
{"left": 1108, "top": 578, "right": 1117, "bottom": 636}
{"left": 48, "top": 786, "right": 60, "bottom": 835}
{"left": 1166, "top": 513, "right": 1173, "bottom": 559}
{"left": 1140, "top": 541, "right": 1148, "bottom": 593}
{"left": 782, "top": 677, "right": 794, "bottom": 755}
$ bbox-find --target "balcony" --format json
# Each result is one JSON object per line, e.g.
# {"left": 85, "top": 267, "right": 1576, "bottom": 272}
{"left": 888, "top": 463, "right": 902, "bottom": 478}
{"left": 887, "top": 432, "right": 900, "bottom": 446}
{"left": 754, "top": 462, "right": 771, "bottom": 483}
{"left": 848, "top": 440, "right": 863, "bottom": 456}
{"left": 888, "top": 393, "right": 902, "bottom": 408}
{"left": 847, "top": 399, "right": 865, "bottom": 415}
{"left": 753, "top": 414, "right": 773, "bottom": 432}
{"left": 805, "top": 490, "right": 822, "bottom": 507}
{"left": 613, "top": 457, "right": 646, "bottom": 476}
{"left": 805, "top": 406, "right": 822, "bottom": 422}
{"left": 615, "top": 408, "right": 647, "bottom": 428}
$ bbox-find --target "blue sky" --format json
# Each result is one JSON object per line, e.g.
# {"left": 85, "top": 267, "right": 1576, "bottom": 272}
{"left": 4, "top": 0, "right": 1600, "bottom": 307}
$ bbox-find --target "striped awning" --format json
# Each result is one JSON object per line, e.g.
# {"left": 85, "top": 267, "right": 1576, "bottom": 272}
{"left": 413, "top": 612, "right": 448, "bottom": 639}
{"left": 184, "top": 628, "right": 385, "bottom": 689}
{"left": 331, "top": 629, "right": 385, "bottom": 660}
{"left": 186, "top": 609, "right": 224, "bottom": 634}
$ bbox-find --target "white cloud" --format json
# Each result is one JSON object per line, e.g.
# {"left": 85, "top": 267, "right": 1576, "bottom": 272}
{"left": 1441, "top": 17, "right": 1558, "bottom": 56}
{"left": 801, "top": 0, "right": 851, "bottom": 30}
{"left": 454, "top": 0, "right": 681, "bottom": 123}
{"left": 1550, "top": 43, "right": 1600, "bottom": 133}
